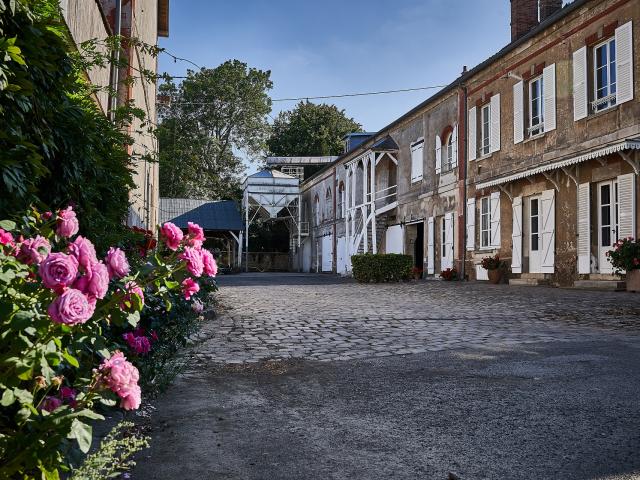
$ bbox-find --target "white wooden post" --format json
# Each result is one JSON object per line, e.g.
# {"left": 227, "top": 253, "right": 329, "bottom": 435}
{"left": 371, "top": 153, "right": 377, "bottom": 254}
{"left": 363, "top": 158, "right": 369, "bottom": 253}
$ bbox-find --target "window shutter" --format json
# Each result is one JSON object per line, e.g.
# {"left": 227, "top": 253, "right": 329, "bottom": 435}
{"left": 540, "top": 189, "right": 555, "bottom": 274}
{"left": 468, "top": 107, "right": 477, "bottom": 161}
{"left": 435, "top": 135, "right": 442, "bottom": 174}
{"left": 490, "top": 191, "right": 501, "bottom": 248}
{"left": 411, "top": 142, "right": 424, "bottom": 182}
{"left": 466, "top": 198, "right": 475, "bottom": 251}
{"left": 444, "top": 212, "right": 454, "bottom": 270}
{"left": 616, "top": 21, "right": 634, "bottom": 105}
{"left": 513, "top": 81, "right": 524, "bottom": 144}
{"left": 490, "top": 94, "right": 501, "bottom": 153}
{"left": 618, "top": 173, "right": 636, "bottom": 239}
{"left": 427, "top": 216, "right": 435, "bottom": 274}
{"left": 577, "top": 183, "right": 591, "bottom": 274}
{"left": 452, "top": 124, "right": 458, "bottom": 168}
{"left": 511, "top": 196, "right": 523, "bottom": 273}
{"left": 543, "top": 63, "right": 556, "bottom": 132}
{"left": 573, "top": 46, "right": 588, "bottom": 121}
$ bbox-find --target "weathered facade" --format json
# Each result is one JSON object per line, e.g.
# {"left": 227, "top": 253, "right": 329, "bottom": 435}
{"left": 61, "top": 0, "right": 169, "bottom": 230}
{"left": 286, "top": 0, "right": 639, "bottom": 288}
{"left": 464, "top": 0, "right": 640, "bottom": 286}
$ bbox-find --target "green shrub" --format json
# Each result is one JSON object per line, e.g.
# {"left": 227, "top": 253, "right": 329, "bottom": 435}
{"left": 351, "top": 253, "right": 413, "bottom": 283}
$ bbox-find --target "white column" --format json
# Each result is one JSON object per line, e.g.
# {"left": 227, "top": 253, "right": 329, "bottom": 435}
{"left": 363, "top": 158, "right": 369, "bottom": 253}
{"left": 237, "top": 231, "right": 243, "bottom": 267}
{"left": 371, "top": 153, "right": 377, "bottom": 254}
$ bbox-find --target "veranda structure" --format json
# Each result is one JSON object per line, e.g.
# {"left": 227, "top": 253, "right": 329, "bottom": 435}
{"left": 242, "top": 170, "right": 305, "bottom": 271}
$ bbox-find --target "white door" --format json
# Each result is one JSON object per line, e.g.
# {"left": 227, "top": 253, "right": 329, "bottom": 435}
{"left": 321, "top": 235, "right": 333, "bottom": 272}
{"left": 336, "top": 236, "right": 348, "bottom": 274}
{"left": 598, "top": 180, "right": 619, "bottom": 274}
{"left": 528, "top": 195, "right": 542, "bottom": 273}
{"left": 385, "top": 225, "right": 404, "bottom": 254}
{"left": 442, "top": 213, "right": 454, "bottom": 270}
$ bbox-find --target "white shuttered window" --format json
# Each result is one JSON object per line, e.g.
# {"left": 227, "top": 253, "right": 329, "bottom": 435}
{"left": 513, "top": 81, "right": 524, "bottom": 144}
{"left": 410, "top": 140, "right": 424, "bottom": 183}
{"left": 543, "top": 63, "right": 556, "bottom": 132}
{"left": 490, "top": 94, "right": 501, "bottom": 153}
{"left": 468, "top": 107, "right": 477, "bottom": 161}
{"left": 616, "top": 21, "right": 634, "bottom": 105}
{"left": 466, "top": 198, "right": 475, "bottom": 251}
{"left": 573, "top": 46, "right": 588, "bottom": 120}
{"left": 490, "top": 191, "right": 501, "bottom": 247}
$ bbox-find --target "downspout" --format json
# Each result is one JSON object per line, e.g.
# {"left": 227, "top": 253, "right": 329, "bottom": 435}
{"left": 108, "top": 0, "right": 122, "bottom": 122}
{"left": 460, "top": 79, "right": 469, "bottom": 281}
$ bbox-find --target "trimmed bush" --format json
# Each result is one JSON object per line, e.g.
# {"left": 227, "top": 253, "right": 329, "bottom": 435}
{"left": 351, "top": 253, "right": 413, "bottom": 283}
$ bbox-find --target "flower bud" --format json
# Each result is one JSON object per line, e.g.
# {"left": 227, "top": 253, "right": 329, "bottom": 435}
{"left": 34, "top": 376, "right": 47, "bottom": 389}
{"left": 51, "top": 375, "right": 64, "bottom": 387}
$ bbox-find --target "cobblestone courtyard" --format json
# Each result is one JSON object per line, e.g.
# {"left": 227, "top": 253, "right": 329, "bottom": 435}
{"left": 134, "top": 274, "right": 640, "bottom": 480}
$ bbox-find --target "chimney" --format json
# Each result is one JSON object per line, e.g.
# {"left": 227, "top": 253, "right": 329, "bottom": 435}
{"left": 511, "top": 0, "right": 539, "bottom": 41}
{"left": 539, "top": 0, "right": 563, "bottom": 21}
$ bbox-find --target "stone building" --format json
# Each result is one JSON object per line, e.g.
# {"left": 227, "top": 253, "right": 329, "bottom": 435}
{"left": 61, "top": 0, "right": 169, "bottom": 230}
{"left": 267, "top": 0, "right": 640, "bottom": 288}
{"left": 464, "top": 0, "right": 639, "bottom": 287}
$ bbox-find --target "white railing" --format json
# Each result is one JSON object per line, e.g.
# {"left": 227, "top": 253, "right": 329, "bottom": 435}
{"left": 371, "top": 185, "right": 397, "bottom": 210}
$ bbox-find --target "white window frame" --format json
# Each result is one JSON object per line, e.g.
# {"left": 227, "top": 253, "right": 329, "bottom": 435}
{"left": 480, "top": 196, "right": 491, "bottom": 249}
{"left": 528, "top": 75, "right": 544, "bottom": 136}
{"left": 443, "top": 132, "right": 454, "bottom": 172}
{"left": 480, "top": 104, "right": 491, "bottom": 157}
{"left": 441, "top": 217, "right": 447, "bottom": 259}
{"left": 592, "top": 36, "right": 617, "bottom": 112}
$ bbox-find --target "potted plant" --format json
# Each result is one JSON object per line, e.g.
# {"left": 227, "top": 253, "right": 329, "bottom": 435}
{"left": 607, "top": 237, "right": 640, "bottom": 292}
{"left": 411, "top": 266, "right": 423, "bottom": 280}
{"left": 481, "top": 254, "right": 505, "bottom": 284}
{"left": 439, "top": 268, "right": 457, "bottom": 281}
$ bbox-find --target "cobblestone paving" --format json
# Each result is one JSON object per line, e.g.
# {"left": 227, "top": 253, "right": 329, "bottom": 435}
{"left": 195, "top": 273, "right": 640, "bottom": 363}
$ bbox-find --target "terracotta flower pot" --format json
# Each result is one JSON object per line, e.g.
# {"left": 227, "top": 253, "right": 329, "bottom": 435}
{"left": 627, "top": 269, "right": 640, "bottom": 293}
{"left": 487, "top": 268, "right": 502, "bottom": 284}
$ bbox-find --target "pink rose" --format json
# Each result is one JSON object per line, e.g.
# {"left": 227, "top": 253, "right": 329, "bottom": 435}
{"left": 40, "top": 396, "right": 63, "bottom": 413}
{"left": 105, "top": 247, "right": 130, "bottom": 279}
{"left": 48, "top": 289, "right": 96, "bottom": 325}
{"left": 179, "top": 246, "right": 204, "bottom": 277}
{"left": 160, "top": 222, "right": 183, "bottom": 251}
{"left": 59, "top": 387, "right": 78, "bottom": 408}
{"left": 68, "top": 236, "right": 98, "bottom": 272}
{"left": 74, "top": 261, "right": 109, "bottom": 299}
{"left": 39, "top": 252, "right": 79, "bottom": 290}
{"left": 42, "top": 211, "right": 53, "bottom": 221}
{"left": 56, "top": 206, "right": 79, "bottom": 238}
{"left": 201, "top": 249, "right": 218, "bottom": 277}
{"left": 0, "top": 228, "right": 14, "bottom": 246}
{"left": 18, "top": 236, "right": 51, "bottom": 265}
{"left": 120, "top": 281, "right": 144, "bottom": 311}
{"left": 187, "top": 222, "right": 205, "bottom": 248}
{"left": 191, "top": 298, "right": 204, "bottom": 313}
{"left": 119, "top": 385, "right": 141, "bottom": 410}
{"left": 181, "top": 278, "right": 199, "bottom": 300}
{"left": 98, "top": 351, "right": 141, "bottom": 410}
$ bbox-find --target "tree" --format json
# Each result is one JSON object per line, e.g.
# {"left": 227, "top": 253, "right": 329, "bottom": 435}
{"left": 267, "top": 101, "right": 362, "bottom": 157}
{"left": 157, "top": 60, "right": 273, "bottom": 201}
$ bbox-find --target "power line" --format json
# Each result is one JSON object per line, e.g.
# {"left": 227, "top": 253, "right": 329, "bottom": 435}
{"left": 159, "top": 84, "right": 448, "bottom": 106}
{"left": 159, "top": 49, "right": 202, "bottom": 69}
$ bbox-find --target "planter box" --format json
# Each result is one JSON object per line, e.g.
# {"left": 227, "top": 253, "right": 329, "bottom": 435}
{"left": 627, "top": 269, "right": 640, "bottom": 293}
{"left": 487, "top": 269, "right": 502, "bottom": 284}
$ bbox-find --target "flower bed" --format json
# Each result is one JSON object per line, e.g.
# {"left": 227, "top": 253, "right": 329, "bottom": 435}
{"left": 0, "top": 207, "right": 217, "bottom": 478}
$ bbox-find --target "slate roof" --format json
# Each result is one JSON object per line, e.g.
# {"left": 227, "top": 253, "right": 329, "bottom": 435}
{"left": 159, "top": 198, "right": 243, "bottom": 232}
{"left": 371, "top": 136, "right": 399, "bottom": 151}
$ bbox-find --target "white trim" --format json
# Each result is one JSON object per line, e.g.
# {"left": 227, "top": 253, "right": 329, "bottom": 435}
{"left": 475, "top": 139, "right": 640, "bottom": 190}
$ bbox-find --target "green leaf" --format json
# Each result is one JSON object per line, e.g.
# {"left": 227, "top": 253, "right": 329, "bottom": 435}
{"left": 13, "top": 388, "right": 33, "bottom": 404}
{"left": 69, "top": 419, "right": 93, "bottom": 453}
{"left": 0, "top": 220, "right": 16, "bottom": 231}
{"left": 126, "top": 311, "right": 140, "bottom": 327}
{"left": 62, "top": 350, "right": 79, "bottom": 368}
{"left": 1, "top": 389, "right": 15, "bottom": 406}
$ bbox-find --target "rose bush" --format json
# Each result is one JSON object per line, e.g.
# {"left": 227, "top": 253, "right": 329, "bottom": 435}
{"left": 606, "top": 237, "right": 640, "bottom": 274}
{"left": 0, "top": 207, "right": 217, "bottom": 478}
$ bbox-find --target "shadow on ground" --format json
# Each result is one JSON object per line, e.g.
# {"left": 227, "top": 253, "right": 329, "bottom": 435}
{"left": 132, "top": 340, "right": 640, "bottom": 480}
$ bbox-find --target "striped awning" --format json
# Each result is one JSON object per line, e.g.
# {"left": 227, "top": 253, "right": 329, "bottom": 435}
{"left": 475, "top": 138, "right": 640, "bottom": 190}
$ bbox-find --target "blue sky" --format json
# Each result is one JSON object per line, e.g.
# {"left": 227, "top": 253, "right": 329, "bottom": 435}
{"left": 158, "top": 1, "right": 524, "bottom": 173}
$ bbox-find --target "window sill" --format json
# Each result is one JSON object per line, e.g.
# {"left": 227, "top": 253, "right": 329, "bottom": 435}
{"left": 476, "top": 153, "right": 493, "bottom": 162}
{"left": 587, "top": 104, "right": 618, "bottom": 120}
{"left": 523, "top": 132, "right": 546, "bottom": 144}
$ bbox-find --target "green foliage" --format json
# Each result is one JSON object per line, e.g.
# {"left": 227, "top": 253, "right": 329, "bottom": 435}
{"left": 0, "top": 0, "right": 156, "bottom": 253}
{"left": 157, "top": 60, "right": 273, "bottom": 201}
{"left": 350, "top": 253, "right": 412, "bottom": 283}
{"left": 267, "top": 101, "right": 362, "bottom": 157}
{"left": 71, "top": 421, "right": 149, "bottom": 480}
{"left": 606, "top": 237, "right": 640, "bottom": 274}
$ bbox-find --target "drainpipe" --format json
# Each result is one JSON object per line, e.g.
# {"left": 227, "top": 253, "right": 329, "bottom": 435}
{"left": 460, "top": 80, "right": 469, "bottom": 281}
{"left": 108, "top": 0, "right": 122, "bottom": 122}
